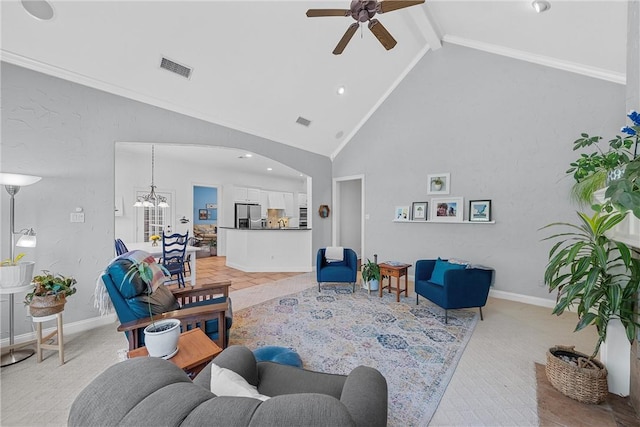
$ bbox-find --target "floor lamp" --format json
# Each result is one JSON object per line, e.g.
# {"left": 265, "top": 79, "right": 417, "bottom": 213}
{"left": 0, "top": 172, "right": 42, "bottom": 367}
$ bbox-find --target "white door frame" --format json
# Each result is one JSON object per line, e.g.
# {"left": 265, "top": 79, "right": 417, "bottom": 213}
{"left": 332, "top": 174, "right": 365, "bottom": 257}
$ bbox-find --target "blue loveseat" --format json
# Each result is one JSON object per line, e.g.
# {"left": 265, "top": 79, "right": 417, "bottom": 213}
{"left": 415, "top": 258, "right": 494, "bottom": 323}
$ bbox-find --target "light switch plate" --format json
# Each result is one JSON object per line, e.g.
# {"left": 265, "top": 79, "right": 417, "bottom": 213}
{"left": 70, "top": 212, "right": 85, "bottom": 223}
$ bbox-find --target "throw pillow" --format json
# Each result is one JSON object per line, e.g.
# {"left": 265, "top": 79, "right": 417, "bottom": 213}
{"left": 430, "top": 259, "right": 466, "bottom": 286}
{"left": 127, "top": 285, "right": 180, "bottom": 317}
{"left": 210, "top": 363, "right": 270, "bottom": 401}
{"left": 107, "top": 259, "right": 147, "bottom": 299}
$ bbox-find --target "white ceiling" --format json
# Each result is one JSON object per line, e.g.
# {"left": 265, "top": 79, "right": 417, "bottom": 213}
{"left": 1, "top": 1, "right": 628, "bottom": 162}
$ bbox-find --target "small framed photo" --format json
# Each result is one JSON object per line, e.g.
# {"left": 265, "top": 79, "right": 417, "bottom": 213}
{"left": 469, "top": 200, "right": 492, "bottom": 222}
{"left": 411, "top": 202, "right": 428, "bottom": 221}
{"left": 199, "top": 209, "right": 208, "bottom": 220}
{"left": 427, "top": 173, "right": 450, "bottom": 195}
{"left": 394, "top": 206, "right": 410, "bottom": 221}
{"left": 430, "top": 197, "right": 464, "bottom": 222}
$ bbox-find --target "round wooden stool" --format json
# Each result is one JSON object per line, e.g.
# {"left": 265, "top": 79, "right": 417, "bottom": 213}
{"left": 31, "top": 310, "right": 64, "bottom": 365}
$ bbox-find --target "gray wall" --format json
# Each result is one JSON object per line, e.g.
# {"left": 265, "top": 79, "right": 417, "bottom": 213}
{"left": 333, "top": 43, "right": 626, "bottom": 302}
{"left": 0, "top": 62, "right": 332, "bottom": 339}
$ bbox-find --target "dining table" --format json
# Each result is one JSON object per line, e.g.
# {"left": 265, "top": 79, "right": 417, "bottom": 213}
{"left": 125, "top": 242, "right": 201, "bottom": 286}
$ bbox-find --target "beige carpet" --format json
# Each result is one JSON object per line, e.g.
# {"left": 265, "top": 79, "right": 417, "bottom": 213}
{"left": 1, "top": 274, "right": 600, "bottom": 426}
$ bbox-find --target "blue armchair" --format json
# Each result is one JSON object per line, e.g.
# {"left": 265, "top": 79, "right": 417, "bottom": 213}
{"left": 415, "top": 259, "right": 494, "bottom": 323}
{"left": 101, "top": 253, "right": 233, "bottom": 350}
{"left": 316, "top": 248, "right": 358, "bottom": 292}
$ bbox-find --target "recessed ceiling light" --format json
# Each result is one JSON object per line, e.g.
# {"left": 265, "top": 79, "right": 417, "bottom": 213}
{"left": 21, "top": 0, "right": 55, "bottom": 21}
{"left": 337, "top": 86, "right": 346, "bottom": 95}
{"left": 244, "top": 153, "right": 252, "bottom": 158}
{"left": 532, "top": 0, "right": 550, "bottom": 13}
{"left": 335, "top": 131, "right": 344, "bottom": 139}
{"left": 267, "top": 168, "right": 273, "bottom": 171}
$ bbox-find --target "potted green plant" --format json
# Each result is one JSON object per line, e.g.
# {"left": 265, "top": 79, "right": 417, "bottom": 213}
{"left": 567, "top": 110, "right": 639, "bottom": 206}
{"left": 124, "top": 258, "right": 180, "bottom": 359}
{"left": 24, "top": 271, "right": 77, "bottom": 317}
{"left": 431, "top": 177, "right": 443, "bottom": 191}
{"left": 361, "top": 258, "right": 380, "bottom": 291}
{"left": 541, "top": 207, "right": 640, "bottom": 402}
{"left": 0, "top": 253, "right": 35, "bottom": 289}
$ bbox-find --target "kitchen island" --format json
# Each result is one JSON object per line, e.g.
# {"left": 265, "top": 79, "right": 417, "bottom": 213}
{"left": 222, "top": 227, "right": 312, "bottom": 272}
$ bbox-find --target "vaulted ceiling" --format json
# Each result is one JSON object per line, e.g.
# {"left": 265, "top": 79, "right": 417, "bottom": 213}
{"left": 1, "top": 1, "right": 628, "bottom": 160}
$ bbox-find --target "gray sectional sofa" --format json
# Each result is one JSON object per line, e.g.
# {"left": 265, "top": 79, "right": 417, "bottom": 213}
{"left": 68, "top": 345, "right": 388, "bottom": 427}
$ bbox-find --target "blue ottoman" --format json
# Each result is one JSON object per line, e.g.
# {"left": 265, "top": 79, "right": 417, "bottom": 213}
{"left": 253, "top": 346, "right": 303, "bottom": 368}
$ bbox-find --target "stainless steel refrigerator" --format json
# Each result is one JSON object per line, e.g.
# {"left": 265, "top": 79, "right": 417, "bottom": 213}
{"left": 235, "top": 203, "right": 262, "bottom": 229}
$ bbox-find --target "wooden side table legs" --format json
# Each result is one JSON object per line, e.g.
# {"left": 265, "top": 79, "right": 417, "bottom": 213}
{"left": 33, "top": 311, "right": 64, "bottom": 365}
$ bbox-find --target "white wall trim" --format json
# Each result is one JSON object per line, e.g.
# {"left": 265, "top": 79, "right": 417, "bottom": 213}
{"left": 1, "top": 313, "right": 117, "bottom": 348}
{"left": 488, "top": 289, "right": 556, "bottom": 308}
{"left": 442, "top": 35, "right": 626, "bottom": 85}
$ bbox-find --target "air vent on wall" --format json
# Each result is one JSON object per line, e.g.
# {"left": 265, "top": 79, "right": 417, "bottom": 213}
{"left": 296, "top": 116, "right": 312, "bottom": 127}
{"left": 160, "top": 57, "right": 192, "bottom": 79}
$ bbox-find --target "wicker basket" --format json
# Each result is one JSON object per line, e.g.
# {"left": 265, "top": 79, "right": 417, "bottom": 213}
{"left": 29, "top": 294, "right": 66, "bottom": 317}
{"left": 546, "top": 345, "right": 608, "bottom": 404}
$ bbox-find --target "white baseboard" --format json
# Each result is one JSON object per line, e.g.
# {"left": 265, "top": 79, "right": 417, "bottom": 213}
{"left": 489, "top": 289, "right": 556, "bottom": 308}
{"left": 1, "top": 313, "right": 117, "bottom": 348}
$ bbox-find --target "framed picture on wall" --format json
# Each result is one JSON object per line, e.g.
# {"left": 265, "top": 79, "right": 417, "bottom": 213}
{"left": 427, "top": 173, "right": 450, "bottom": 195}
{"left": 411, "top": 202, "right": 428, "bottom": 220}
{"left": 206, "top": 203, "right": 217, "bottom": 209}
{"left": 394, "top": 206, "right": 410, "bottom": 221}
{"left": 469, "top": 200, "right": 492, "bottom": 222}
{"left": 430, "top": 197, "right": 463, "bottom": 222}
{"left": 199, "top": 209, "right": 208, "bottom": 220}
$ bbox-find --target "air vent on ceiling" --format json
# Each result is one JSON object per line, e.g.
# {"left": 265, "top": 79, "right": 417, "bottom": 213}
{"left": 160, "top": 57, "right": 192, "bottom": 79}
{"left": 296, "top": 116, "right": 312, "bottom": 127}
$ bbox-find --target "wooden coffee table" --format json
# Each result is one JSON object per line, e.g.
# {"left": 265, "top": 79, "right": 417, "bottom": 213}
{"left": 128, "top": 328, "right": 222, "bottom": 378}
{"left": 378, "top": 262, "right": 412, "bottom": 302}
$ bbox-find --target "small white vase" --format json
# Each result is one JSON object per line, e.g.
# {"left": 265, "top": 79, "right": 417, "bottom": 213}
{"left": 143, "top": 319, "right": 181, "bottom": 359}
{"left": 0, "top": 262, "right": 35, "bottom": 288}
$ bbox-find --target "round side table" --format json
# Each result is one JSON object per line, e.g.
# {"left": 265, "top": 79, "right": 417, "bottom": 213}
{"left": 0, "top": 284, "right": 35, "bottom": 367}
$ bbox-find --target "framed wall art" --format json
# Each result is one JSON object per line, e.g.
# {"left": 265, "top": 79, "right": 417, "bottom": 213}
{"left": 469, "top": 200, "right": 492, "bottom": 222}
{"left": 411, "top": 202, "right": 428, "bottom": 221}
{"left": 394, "top": 206, "right": 410, "bottom": 221}
{"left": 430, "top": 197, "right": 464, "bottom": 222}
{"left": 427, "top": 173, "right": 450, "bottom": 195}
{"left": 199, "top": 209, "right": 208, "bottom": 220}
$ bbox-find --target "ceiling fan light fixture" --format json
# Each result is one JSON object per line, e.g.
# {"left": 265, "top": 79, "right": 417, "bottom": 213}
{"left": 532, "top": 0, "right": 550, "bottom": 13}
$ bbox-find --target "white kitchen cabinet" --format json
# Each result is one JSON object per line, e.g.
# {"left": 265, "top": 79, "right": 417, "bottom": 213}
{"left": 234, "top": 186, "right": 260, "bottom": 203}
{"left": 284, "top": 192, "right": 294, "bottom": 217}
{"left": 259, "top": 191, "right": 269, "bottom": 217}
{"left": 297, "top": 193, "right": 307, "bottom": 208}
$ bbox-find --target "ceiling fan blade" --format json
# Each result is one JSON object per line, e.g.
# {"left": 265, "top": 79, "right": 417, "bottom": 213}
{"left": 306, "top": 9, "right": 351, "bottom": 17}
{"left": 333, "top": 23, "right": 359, "bottom": 55}
{"left": 368, "top": 19, "right": 397, "bottom": 50}
{"left": 378, "top": 0, "right": 425, "bottom": 14}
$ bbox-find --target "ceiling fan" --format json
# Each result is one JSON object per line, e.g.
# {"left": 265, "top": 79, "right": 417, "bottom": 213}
{"left": 306, "top": 0, "right": 425, "bottom": 55}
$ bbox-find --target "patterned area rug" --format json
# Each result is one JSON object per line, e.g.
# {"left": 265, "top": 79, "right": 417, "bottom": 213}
{"left": 231, "top": 283, "right": 479, "bottom": 426}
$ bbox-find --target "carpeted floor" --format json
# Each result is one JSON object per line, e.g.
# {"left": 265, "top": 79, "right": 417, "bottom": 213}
{"left": 231, "top": 282, "right": 479, "bottom": 426}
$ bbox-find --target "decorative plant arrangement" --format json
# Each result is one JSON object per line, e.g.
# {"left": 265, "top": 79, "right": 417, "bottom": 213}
{"left": 24, "top": 271, "right": 77, "bottom": 316}
{"left": 124, "top": 258, "right": 180, "bottom": 358}
{"left": 1, "top": 253, "right": 25, "bottom": 266}
{"left": 150, "top": 234, "right": 161, "bottom": 246}
{"left": 361, "top": 258, "right": 381, "bottom": 291}
{"left": 567, "top": 109, "right": 639, "bottom": 215}
{"left": 541, "top": 110, "right": 640, "bottom": 403}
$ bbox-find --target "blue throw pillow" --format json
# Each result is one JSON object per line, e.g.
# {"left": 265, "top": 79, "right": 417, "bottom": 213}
{"left": 107, "top": 259, "right": 147, "bottom": 299}
{"left": 430, "top": 259, "right": 466, "bottom": 285}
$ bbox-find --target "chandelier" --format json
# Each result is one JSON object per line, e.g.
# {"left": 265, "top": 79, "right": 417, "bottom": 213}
{"left": 133, "top": 145, "right": 169, "bottom": 208}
